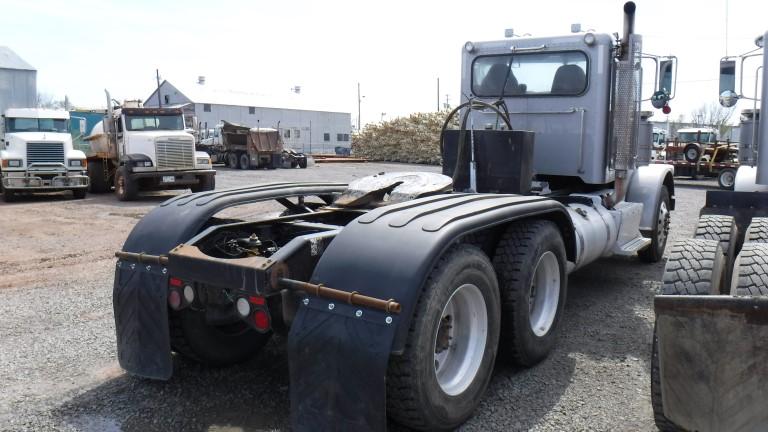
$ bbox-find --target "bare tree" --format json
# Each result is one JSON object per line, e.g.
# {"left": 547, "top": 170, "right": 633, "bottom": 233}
{"left": 36, "top": 93, "right": 68, "bottom": 110}
{"left": 688, "top": 102, "right": 735, "bottom": 138}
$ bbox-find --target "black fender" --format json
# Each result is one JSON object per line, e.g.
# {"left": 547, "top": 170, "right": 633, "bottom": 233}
{"left": 114, "top": 182, "right": 346, "bottom": 381}
{"left": 287, "top": 193, "right": 574, "bottom": 431}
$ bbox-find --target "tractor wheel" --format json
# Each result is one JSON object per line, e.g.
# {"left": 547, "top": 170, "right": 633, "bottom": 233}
{"left": 190, "top": 175, "right": 215, "bottom": 193}
{"left": 239, "top": 153, "right": 250, "bottom": 170}
{"left": 694, "top": 215, "right": 737, "bottom": 293}
{"left": 387, "top": 245, "right": 500, "bottom": 431}
{"left": 169, "top": 309, "right": 271, "bottom": 366}
{"left": 493, "top": 220, "right": 567, "bottom": 367}
{"left": 730, "top": 243, "right": 768, "bottom": 296}
{"left": 683, "top": 143, "right": 701, "bottom": 163}
{"left": 639, "top": 188, "right": 671, "bottom": 263}
{"left": 298, "top": 157, "right": 308, "bottom": 169}
{"left": 227, "top": 152, "right": 238, "bottom": 168}
{"left": 88, "top": 159, "right": 110, "bottom": 193}
{"left": 114, "top": 166, "right": 138, "bottom": 201}
{"left": 746, "top": 217, "right": 768, "bottom": 243}
{"left": 661, "top": 238, "right": 725, "bottom": 295}
{"left": 717, "top": 168, "right": 736, "bottom": 190}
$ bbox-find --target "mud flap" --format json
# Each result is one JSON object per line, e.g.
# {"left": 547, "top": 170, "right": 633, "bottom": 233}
{"left": 655, "top": 295, "right": 768, "bottom": 432}
{"left": 113, "top": 261, "right": 173, "bottom": 380}
{"left": 288, "top": 297, "right": 398, "bottom": 432}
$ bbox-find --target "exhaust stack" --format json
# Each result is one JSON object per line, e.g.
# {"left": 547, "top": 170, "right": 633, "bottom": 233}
{"left": 758, "top": 30, "right": 768, "bottom": 185}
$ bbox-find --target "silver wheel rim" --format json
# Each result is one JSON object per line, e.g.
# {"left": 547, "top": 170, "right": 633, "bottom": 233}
{"left": 529, "top": 251, "right": 560, "bottom": 337}
{"left": 433, "top": 283, "right": 488, "bottom": 396}
{"left": 686, "top": 148, "right": 698, "bottom": 160}
{"left": 720, "top": 171, "right": 735, "bottom": 187}
{"left": 657, "top": 200, "right": 670, "bottom": 247}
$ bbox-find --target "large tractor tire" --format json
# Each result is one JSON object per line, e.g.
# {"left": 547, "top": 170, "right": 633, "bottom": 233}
{"left": 114, "top": 166, "right": 138, "bottom": 201}
{"left": 88, "top": 159, "right": 110, "bottom": 193}
{"left": 492, "top": 219, "right": 567, "bottom": 366}
{"left": 683, "top": 143, "right": 702, "bottom": 163}
{"left": 730, "top": 242, "right": 768, "bottom": 296}
{"left": 387, "top": 245, "right": 500, "bottom": 431}
{"left": 652, "top": 238, "right": 724, "bottom": 431}
{"left": 746, "top": 217, "right": 768, "bottom": 243}
{"left": 639, "top": 188, "right": 671, "bottom": 263}
{"left": 661, "top": 238, "right": 725, "bottom": 295}
{"left": 694, "top": 215, "right": 737, "bottom": 292}
{"left": 190, "top": 175, "right": 215, "bottom": 193}
{"left": 169, "top": 309, "right": 271, "bottom": 366}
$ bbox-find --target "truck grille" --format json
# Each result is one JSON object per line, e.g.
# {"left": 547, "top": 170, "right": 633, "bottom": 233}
{"left": 27, "top": 142, "right": 65, "bottom": 165}
{"left": 155, "top": 138, "right": 194, "bottom": 170}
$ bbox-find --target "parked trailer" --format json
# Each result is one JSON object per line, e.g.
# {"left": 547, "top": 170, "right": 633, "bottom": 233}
{"left": 114, "top": 3, "right": 677, "bottom": 430}
{"left": 652, "top": 32, "right": 768, "bottom": 432}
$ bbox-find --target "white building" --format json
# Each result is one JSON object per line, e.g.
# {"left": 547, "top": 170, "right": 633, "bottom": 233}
{"left": 145, "top": 80, "right": 351, "bottom": 153}
{"left": 0, "top": 46, "right": 36, "bottom": 116}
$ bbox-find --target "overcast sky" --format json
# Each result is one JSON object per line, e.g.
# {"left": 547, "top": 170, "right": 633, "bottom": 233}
{"left": 1, "top": 0, "right": 766, "bottom": 127}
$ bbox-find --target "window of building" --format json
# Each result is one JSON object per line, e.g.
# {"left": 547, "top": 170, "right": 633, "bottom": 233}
{"left": 323, "top": 133, "right": 330, "bottom": 142}
{"left": 163, "top": 95, "right": 170, "bottom": 104}
{"left": 337, "top": 133, "right": 343, "bottom": 141}
{"left": 471, "top": 51, "right": 588, "bottom": 97}
{"left": 203, "top": 104, "right": 211, "bottom": 112}
{"left": 249, "top": 107, "right": 255, "bottom": 114}
{"left": 284, "top": 129, "right": 291, "bottom": 138}
{"left": 343, "top": 134, "right": 350, "bottom": 141}
{"left": 295, "top": 129, "right": 300, "bottom": 138}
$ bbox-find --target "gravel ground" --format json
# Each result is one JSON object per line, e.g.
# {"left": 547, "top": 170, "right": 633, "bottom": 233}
{"left": 0, "top": 162, "right": 715, "bottom": 432}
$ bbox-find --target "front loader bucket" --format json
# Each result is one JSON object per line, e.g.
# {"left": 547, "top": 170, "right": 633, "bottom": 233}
{"left": 654, "top": 295, "right": 768, "bottom": 432}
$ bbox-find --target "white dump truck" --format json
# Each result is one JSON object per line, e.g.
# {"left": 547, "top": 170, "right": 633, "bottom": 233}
{"left": 0, "top": 108, "right": 89, "bottom": 202}
{"left": 85, "top": 92, "right": 215, "bottom": 201}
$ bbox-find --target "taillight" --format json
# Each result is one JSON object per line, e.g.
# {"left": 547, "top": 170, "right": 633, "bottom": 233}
{"left": 253, "top": 309, "right": 270, "bottom": 332}
{"left": 235, "top": 295, "right": 271, "bottom": 332}
{"left": 168, "top": 278, "right": 194, "bottom": 310}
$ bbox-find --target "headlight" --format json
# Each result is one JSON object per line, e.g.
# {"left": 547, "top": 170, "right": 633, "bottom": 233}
{"left": 197, "top": 157, "right": 211, "bottom": 165}
{"left": 3, "top": 159, "right": 23, "bottom": 168}
{"left": 133, "top": 160, "right": 152, "bottom": 167}
{"left": 68, "top": 159, "right": 87, "bottom": 168}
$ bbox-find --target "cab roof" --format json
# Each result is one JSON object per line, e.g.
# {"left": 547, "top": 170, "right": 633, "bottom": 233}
{"left": 4, "top": 108, "right": 70, "bottom": 119}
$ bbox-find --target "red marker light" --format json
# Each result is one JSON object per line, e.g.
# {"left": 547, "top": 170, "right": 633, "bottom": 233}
{"left": 662, "top": 104, "right": 671, "bottom": 115}
{"left": 249, "top": 296, "right": 266, "bottom": 305}
{"left": 253, "top": 310, "right": 270, "bottom": 331}
{"left": 169, "top": 277, "right": 183, "bottom": 287}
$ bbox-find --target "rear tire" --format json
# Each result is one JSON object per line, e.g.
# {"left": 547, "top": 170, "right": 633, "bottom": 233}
{"left": 170, "top": 309, "right": 271, "bottom": 366}
{"left": 746, "top": 217, "right": 768, "bottom": 243}
{"left": 730, "top": 243, "right": 768, "bottom": 296}
{"left": 661, "top": 238, "right": 725, "bottom": 295}
{"left": 298, "top": 157, "right": 308, "bottom": 168}
{"left": 683, "top": 143, "right": 701, "bottom": 163}
{"left": 114, "top": 166, "right": 138, "bottom": 201}
{"left": 694, "top": 215, "right": 737, "bottom": 293}
{"left": 639, "top": 188, "right": 671, "bottom": 263}
{"left": 717, "top": 168, "right": 736, "bottom": 190}
{"left": 493, "top": 220, "right": 567, "bottom": 367}
{"left": 386, "top": 245, "right": 500, "bottom": 431}
{"left": 88, "top": 159, "right": 110, "bottom": 193}
{"left": 239, "top": 153, "right": 250, "bottom": 170}
{"left": 227, "top": 152, "right": 238, "bottom": 168}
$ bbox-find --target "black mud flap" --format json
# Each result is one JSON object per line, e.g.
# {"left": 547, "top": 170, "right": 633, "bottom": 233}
{"left": 113, "top": 261, "right": 173, "bottom": 380}
{"left": 288, "top": 297, "right": 398, "bottom": 432}
{"left": 655, "top": 295, "right": 768, "bottom": 432}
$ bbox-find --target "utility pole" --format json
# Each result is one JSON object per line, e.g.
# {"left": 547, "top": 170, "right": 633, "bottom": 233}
{"left": 156, "top": 69, "right": 162, "bottom": 108}
{"left": 357, "top": 82, "right": 361, "bottom": 132}
{"left": 437, "top": 78, "right": 440, "bottom": 111}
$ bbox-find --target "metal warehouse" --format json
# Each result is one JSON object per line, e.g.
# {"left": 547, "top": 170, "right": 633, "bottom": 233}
{"left": 145, "top": 79, "right": 352, "bottom": 153}
{"left": 0, "top": 46, "right": 36, "bottom": 116}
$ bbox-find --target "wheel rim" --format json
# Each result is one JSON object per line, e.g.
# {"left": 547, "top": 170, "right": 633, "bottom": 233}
{"left": 529, "top": 251, "right": 560, "bottom": 337}
{"left": 656, "top": 200, "right": 670, "bottom": 248}
{"left": 686, "top": 148, "right": 698, "bottom": 160}
{"left": 117, "top": 175, "right": 125, "bottom": 195}
{"left": 720, "top": 171, "right": 735, "bottom": 187}
{"left": 433, "top": 283, "right": 488, "bottom": 396}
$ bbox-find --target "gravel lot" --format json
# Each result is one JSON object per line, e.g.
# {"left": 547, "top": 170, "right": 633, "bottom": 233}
{"left": 0, "top": 162, "right": 714, "bottom": 432}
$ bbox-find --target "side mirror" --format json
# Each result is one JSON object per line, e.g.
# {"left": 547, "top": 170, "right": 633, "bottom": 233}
{"left": 719, "top": 90, "right": 739, "bottom": 108}
{"left": 658, "top": 60, "right": 674, "bottom": 95}
{"left": 719, "top": 60, "right": 736, "bottom": 95}
{"left": 79, "top": 119, "right": 86, "bottom": 134}
{"left": 651, "top": 90, "right": 669, "bottom": 109}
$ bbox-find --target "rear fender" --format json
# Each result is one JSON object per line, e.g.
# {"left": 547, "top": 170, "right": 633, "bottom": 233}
{"left": 287, "top": 193, "right": 574, "bottom": 431}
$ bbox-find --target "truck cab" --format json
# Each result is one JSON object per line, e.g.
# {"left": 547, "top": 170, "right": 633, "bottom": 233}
{"left": 0, "top": 108, "right": 89, "bottom": 202}
{"left": 86, "top": 100, "right": 215, "bottom": 201}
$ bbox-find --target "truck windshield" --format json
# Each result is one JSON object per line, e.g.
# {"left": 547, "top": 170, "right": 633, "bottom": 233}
{"left": 678, "top": 132, "right": 716, "bottom": 143}
{"left": 125, "top": 115, "right": 184, "bottom": 131}
{"left": 472, "top": 51, "right": 588, "bottom": 97}
{"left": 6, "top": 117, "right": 69, "bottom": 133}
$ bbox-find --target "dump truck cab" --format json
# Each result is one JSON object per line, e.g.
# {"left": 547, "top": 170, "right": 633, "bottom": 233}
{"left": 0, "top": 108, "right": 89, "bottom": 201}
